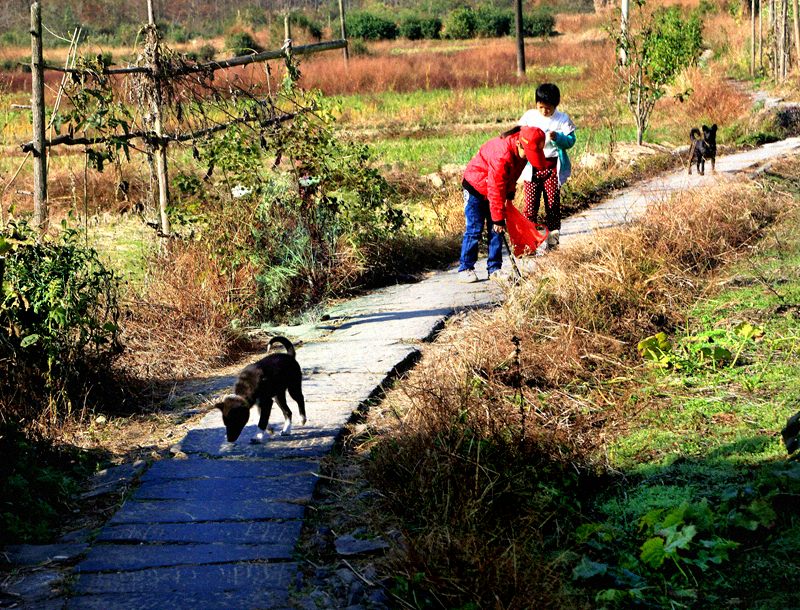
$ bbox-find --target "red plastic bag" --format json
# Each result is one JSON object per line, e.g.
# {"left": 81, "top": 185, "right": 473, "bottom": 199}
{"left": 505, "top": 202, "right": 548, "bottom": 257}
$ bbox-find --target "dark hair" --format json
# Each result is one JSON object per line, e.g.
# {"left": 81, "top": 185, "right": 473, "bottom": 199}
{"left": 535, "top": 83, "right": 560, "bottom": 107}
{"left": 500, "top": 125, "right": 521, "bottom": 137}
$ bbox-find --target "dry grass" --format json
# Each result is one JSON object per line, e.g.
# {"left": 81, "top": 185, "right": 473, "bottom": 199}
{"left": 118, "top": 240, "right": 257, "bottom": 382}
{"left": 358, "top": 176, "right": 789, "bottom": 609}
{"left": 657, "top": 67, "right": 752, "bottom": 138}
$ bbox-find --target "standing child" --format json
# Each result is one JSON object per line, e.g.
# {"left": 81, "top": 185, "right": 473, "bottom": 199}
{"left": 457, "top": 125, "right": 547, "bottom": 282}
{"left": 519, "top": 83, "right": 576, "bottom": 250}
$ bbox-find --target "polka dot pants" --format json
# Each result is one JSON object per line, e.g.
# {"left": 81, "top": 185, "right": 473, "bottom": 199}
{"left": 523, "top": 168, "right": 561, "bottom": 231}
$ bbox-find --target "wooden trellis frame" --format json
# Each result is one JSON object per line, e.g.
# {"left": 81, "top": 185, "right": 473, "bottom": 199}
{"left": 24, "top": 0, "right": 348, "bottom": 235}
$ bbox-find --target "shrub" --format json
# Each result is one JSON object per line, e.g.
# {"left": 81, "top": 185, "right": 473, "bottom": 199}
{"left": 197, "top": 43, "right": 216, "bottom": 61}
{"left": 444, "top": 7, "right": 476, "bottom": 39}
{"left": 292, "top": 13, "right": 323, "bottom": 41}
{"left": 399, "top": 15, "right": 425, "bottom": 40}
{"left": 523, "top": 9, "right": 556, "bottom": 37}
{"left": 398, "top": 14, "right": 442, "bottom": 40}
{"left": 420, "top": 16, "right": 443, "bottom": 39}
{"left": 0, "top": 221, "right": 122, "bottom": 426}
{"left": 347, "top": 12, "right": 399, "bottom": 41}
{"left": 225, "top": 30, "right": 262, "bottom": 55}
{"left": 0, "top": 422, "right": 99, "bottom": 543}
{"left": 645, "top": 7, "right": 703, "bottom": 85}
{"left": 474, "top": 7, "right": 513, "bottom": 38}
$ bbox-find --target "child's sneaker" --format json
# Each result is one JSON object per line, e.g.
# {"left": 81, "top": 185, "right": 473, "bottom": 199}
{"left": 535, "top": 240, "right": 548, "bottom": 256}
{"left": 547, "top": 230, "right": 560, "bottom": 249}
{"left": 458, "top": 269, "right": 479, "bottom": 283}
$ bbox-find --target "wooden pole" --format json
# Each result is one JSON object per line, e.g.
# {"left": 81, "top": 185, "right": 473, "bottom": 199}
{"left": 514, "top": 0, "right": 525, "bottom": 76}
{"left": 147, "top": 0, "right": 170, "bottom": 236}
{"left": 284, "top": 13, "right": 292, "bottom": 43}
{"left": 752, "top": 0, "right": 757, "bottom": 75}
{"left": 30, "top": 0, "right": 48, "bottom": 232}
{"left": 759, "top": 0, "right": 764, "bottom": 72}
{"left": 338, "top": 0, "right": 349, "bottom": 66}
{"left": 620, "top": 0, "right": 630, "bottom": 65}
{"left": 793, "top": 0, "right": 800, "bottom": 70}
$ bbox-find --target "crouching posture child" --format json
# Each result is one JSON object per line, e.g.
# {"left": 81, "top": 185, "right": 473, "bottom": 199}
{"left": 519, "top": 83, "right": 576, "bottom": 251}
{"left": 457, "top": 125, "right": 547, "bottom": 283}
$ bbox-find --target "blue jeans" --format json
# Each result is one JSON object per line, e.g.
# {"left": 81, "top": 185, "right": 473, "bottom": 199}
{"left": 458, "top": 189, "right": 503, "bottom": 275}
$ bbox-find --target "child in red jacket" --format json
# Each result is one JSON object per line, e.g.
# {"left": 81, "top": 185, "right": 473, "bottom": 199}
{"left": 458, "top": 125, "right": 547, "bottom": 282}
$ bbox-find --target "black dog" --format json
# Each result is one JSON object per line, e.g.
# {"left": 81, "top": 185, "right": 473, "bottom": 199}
{"left": 214, "top": 336, "right": 306, "bottom": 443}
{"left": 688, "top": 124, "right": 717, "bottom": 176}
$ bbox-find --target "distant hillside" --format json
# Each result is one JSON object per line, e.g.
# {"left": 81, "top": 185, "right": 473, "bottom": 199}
{"left": 0, "top": 0, "right": 593, "bottom": 47}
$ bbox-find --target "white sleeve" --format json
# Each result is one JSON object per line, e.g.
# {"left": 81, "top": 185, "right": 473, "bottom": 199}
{"left": 518, "top": 109, "right": 537, "bottom": 126}
{"left": 557, "top": 111, "right": 576, "bottom": 134}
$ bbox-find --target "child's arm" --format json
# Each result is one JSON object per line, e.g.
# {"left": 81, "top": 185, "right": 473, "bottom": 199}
{"left": 552, "top": 131, "right": 576, "bottom": 151}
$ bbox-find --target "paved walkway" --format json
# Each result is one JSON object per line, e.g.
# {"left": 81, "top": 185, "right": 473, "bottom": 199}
{"left": 7, "top": 136, "right": 800, "bottom": 609}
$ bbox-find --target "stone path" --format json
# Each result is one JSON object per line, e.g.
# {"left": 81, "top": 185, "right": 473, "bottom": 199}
{"left": 5, "top": 136, "right": 800, "bottom": 609}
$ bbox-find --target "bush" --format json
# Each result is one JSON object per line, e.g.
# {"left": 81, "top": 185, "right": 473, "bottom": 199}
{"left": 0, "top": 422, "right": 99, "bottom": 543}
{"left": 645, "top": 7, "right": 703, "bottom": 85}
{"left": 225, "top": 30, "right": 262, "bottom": 55}
{"left": 292, "top": 13, "right": 323, "bottom": 41}
{"left": 399, "top": 15, "right": 425, "bottom": 40}
{"left": 0, "top": 221, "right": 122, "bottom": 426}
{"left": 444, "top": 7, "right": 476, "bottom": 39}
{"left": 197, "top": 43, "right": 217, "bottom": 61}
{"left": 420, "top": 16, "right": 443, "bottom": 39}
{"left": 347, "top": 12, "right": 399, "bottom": 41}
{"left": 474, "top": 7, "right": 513, "bottom": 38}
{"left": 523, "top": 9, "right": 556, "bottom": 37}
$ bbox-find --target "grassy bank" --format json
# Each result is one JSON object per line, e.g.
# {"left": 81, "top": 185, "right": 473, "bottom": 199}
{"left": 298, "top": 157, "right": 800, "bottom": 609}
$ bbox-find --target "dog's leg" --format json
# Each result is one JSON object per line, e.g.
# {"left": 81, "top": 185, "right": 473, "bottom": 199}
{"left": 698, "top": 157, "right": 704, "bottom": 176}
{"left": 251, "top": 397, "right": 274, "bottom": 444}
{"left": 711, "top": 157, "right": 715, "bottom": 174}
{"left": 275, "top": 392, "right": 293, "bottom": 436}
{"left": 288, "top": 381, "right": 306, "bottom": 426}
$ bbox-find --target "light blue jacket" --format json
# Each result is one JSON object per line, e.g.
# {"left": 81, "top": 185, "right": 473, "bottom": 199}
{"left": 552, "top": 131, "right": 576, "bottom": 186}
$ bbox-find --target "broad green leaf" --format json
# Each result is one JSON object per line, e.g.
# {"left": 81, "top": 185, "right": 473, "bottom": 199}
{"left": 734, "top": 321, "right": 764, "bottom": 340}
{"left": 640, "top": 536, "right": 666, "bottom": 568}
{"left": 20, "top": 334, "right": 40, "bottom": 348}
{"left": 572, "top": 556, "right": 608, "bottom": 580}
{"left": 664, "top": 524, "right": 696, "bottom": 553}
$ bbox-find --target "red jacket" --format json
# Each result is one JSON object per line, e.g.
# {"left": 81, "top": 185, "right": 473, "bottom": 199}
{"left": 462, "top": 132, "right": 528, "bottom": 223}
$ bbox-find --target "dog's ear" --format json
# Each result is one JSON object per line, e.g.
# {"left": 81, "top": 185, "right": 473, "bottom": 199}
{"left": 215, "top": 394, "right": 246, "bottom": 415}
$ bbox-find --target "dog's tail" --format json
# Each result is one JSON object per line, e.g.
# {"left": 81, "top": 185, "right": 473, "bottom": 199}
{"left": 690, "top": 127, "right": 703, "bottom": 141}
{"left": 268, "top": 335, "right": 296, "bottom": 358}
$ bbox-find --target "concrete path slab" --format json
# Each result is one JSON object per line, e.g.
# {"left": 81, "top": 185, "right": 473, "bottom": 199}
{"left": 60, "top": 135, "right": 800, "bottom": 609}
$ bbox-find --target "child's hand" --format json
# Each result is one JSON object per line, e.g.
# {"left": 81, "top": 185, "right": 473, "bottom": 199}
{"left": 548, "top": 130, "right": 558, "bottom": 141}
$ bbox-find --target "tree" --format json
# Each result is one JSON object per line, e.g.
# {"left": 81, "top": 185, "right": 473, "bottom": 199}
{"left": 610, "top": 2, "right": 703, "bottom": 145}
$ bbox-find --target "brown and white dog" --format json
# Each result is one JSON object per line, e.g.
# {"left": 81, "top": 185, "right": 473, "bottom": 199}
{"left": 214, "top": 336, "right": 306, "bottom": 444}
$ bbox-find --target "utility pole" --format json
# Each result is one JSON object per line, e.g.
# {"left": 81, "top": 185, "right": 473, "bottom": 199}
{"left": 514, "top": 0, "right": 525, "bottom": 75}
{"left": 31, "top": 0, "right": 48, "bottom": 232}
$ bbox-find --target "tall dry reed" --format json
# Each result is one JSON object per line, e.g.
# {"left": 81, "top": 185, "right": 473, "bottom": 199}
{"left": 366, "top": 176, "right": 790, "bottom": 609}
